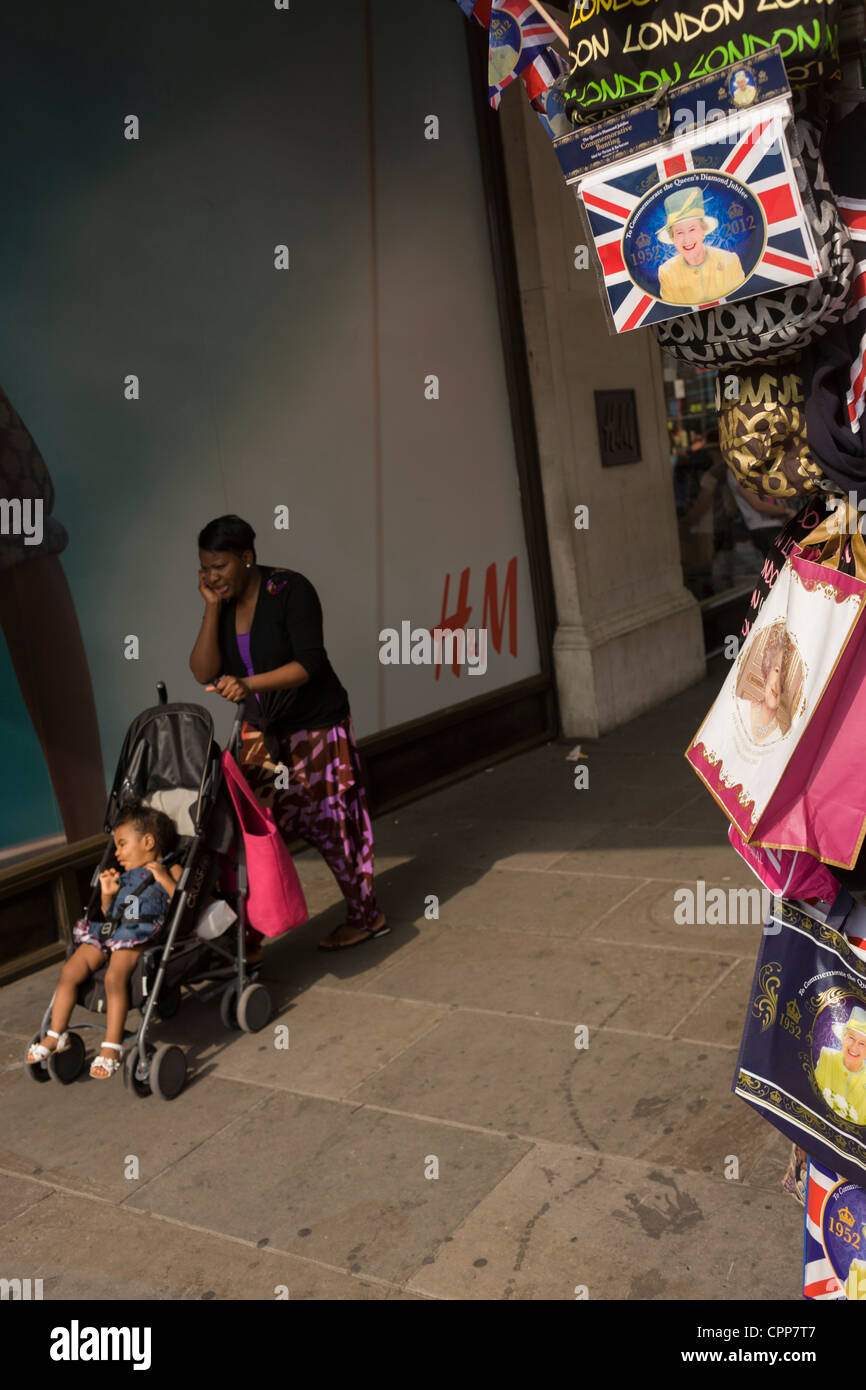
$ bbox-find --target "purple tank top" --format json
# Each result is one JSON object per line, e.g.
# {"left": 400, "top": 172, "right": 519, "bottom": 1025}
{"left": 236, "top": 634, "right": 261, "bottom": 704}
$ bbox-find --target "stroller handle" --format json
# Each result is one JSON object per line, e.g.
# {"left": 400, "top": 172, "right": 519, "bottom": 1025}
{"left": 228, "top": 707, "right": 244, "bottom": 758}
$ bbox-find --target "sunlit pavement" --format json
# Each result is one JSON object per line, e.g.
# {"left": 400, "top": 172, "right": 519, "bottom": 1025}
{"left": 0, "top": 659, "right": 803, "bottom": 1300}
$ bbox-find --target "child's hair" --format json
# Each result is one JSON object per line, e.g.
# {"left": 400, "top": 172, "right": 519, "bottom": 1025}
{"left": 115, "top": 801, "right": 177, "bottom": 859}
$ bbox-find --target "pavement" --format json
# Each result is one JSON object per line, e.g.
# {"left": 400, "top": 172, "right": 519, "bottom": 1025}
{"left": 0, "top": 658, "right": 805, "bottom": 1301}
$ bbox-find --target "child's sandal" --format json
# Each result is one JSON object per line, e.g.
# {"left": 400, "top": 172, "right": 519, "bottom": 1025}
{"left": 89, "top": 1042, "right": 124, "bottom": 1079}
{"left": 26, "top": 1030, "right": 69, "bottom": 1064}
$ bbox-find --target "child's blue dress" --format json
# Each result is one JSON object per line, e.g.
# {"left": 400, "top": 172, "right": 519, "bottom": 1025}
{"left": 73, "top": 866, "right": 171, "bottom": 953}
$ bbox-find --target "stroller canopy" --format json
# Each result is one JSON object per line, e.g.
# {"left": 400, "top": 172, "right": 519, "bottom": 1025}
{"left": 106, "top": 703, "right": 220, "bottom": 838}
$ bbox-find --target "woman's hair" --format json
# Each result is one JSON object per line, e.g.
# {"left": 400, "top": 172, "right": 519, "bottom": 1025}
{"left": 115, "top": 801, "right": 178, "bottom": 858}
{"left": 760, "top": 632, "right": 788, "bottom": 691}
{"left": 197, "top": 514, "right": 256, "bottom": 560}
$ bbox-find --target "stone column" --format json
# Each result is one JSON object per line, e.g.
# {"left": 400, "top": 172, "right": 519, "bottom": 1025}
{"left": 498, "top": 86, "right": 706, "bottom": 737}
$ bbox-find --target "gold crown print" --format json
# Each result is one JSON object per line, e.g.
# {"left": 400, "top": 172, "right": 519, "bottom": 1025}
{"left": 785, "top": 1000, "right": 801, "bottom": 1023}
{"left": 839, "top": 1206, "right": 856, "bottom": 1228}
{"left": 636, "top": 232, "right": 650, "bottom": 248}
{"left": 728, "top": 202, "right": 744, "bottom": 217}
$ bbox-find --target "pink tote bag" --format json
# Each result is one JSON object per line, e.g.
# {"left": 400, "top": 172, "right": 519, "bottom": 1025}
{"left": 221, "top": 749, "right": 308, "bottom": 937}
{"left": 728, "top": 825, "right": 841, "bottom": 902}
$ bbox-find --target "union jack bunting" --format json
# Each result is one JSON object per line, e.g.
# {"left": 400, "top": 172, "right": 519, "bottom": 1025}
{"left": 456, "top": 0, "right": 492, "bottom": 26}
{"left": 838, "top": 196, "right": 866, "bottom": 433}
{"left": 488, "top": 1, "right": 563, "bottom": 110}
{"left": 528, "top": 46, "right": 569, "bottom": 116}
{"left": 579, "top": 110, "right": 821, "bottom": 335}
{"left": 532, "top": 65, "right": 572, "bottom": 141}
{"left": 802, "top": 1160, "right": 850, "bottom": 1300}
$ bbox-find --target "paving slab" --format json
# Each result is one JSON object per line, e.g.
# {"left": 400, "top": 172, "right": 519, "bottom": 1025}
{"left": 125, "top": 1089, "right": 532, "bottom": 1285}
{"left": 404, "top": 1144, "right": 802, "bottom": 1301}
{"left": 248, "top": 912, "right": 426, "bottom": 995}
{"left": 588, "top": 877, "right": 768, "bottom": 954}
{"left": 547, "top": 828, "right": 756, "bottom": 884}
{"left": 404, "top": 862, "right": 646, "bottom": 937}
{"left": 206, "top": 987, "right": 446, "bottom": 1099}
{"left": 0, "top": 1033, "right": 40, "bottom": 1097}
{"left": 0, "top": 1186, "right": 423, "bottom": 1300}
{"left": 349, "top": 1010, "right": 751, "bottom": 1167}
{"left": 0, "top": 963, "right": 70, "bottom": 1039}
{"left": 638, "top": 1088, "right": 774, "bottom": 1182}
{"left": 657, "top": 791, "right": 735, "bottom": 836}
{"left": 371, "top": 813, "right": 601, "bottom": 873}
{"left": 397, "top": 749, "right": 701, "bottom": 828}
{"left": 0, "top": 1063, "right": 267, "bottom": 1203}
{"left": 745, "top": 1125, "right": 803, "bottom": 1198}
{"left": 362, "top": 924, "right": 736, "bottom": 1034}
{"left": 672, "top": 958, "right": 756, "bottom": 1047}
{"left": 0, "top": 1172, "right": 55, "bottom": 1229}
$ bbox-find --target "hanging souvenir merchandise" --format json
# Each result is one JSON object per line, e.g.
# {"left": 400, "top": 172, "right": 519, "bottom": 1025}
{"left": 655, "top": 112, "right": 854, "bottom": 367}
{"left": 735, "top": 892, "right": 866, "bottom": 1188}
{"left": 799, "top": 101, "right": 866, "bottom": 501}
{"left": 685, "top": 550, "right": 866, "bottom": 870}
{"left": 553, "top": 49, "right": 821, "bottom": 336}
{"left": 716, "top": 357, "right": 835, "bottom": 500}
{"left": 727, "top": 827, "right": 841, "bottom": 903}
{"left": 803, "top": 1157, "right": 866, "bottom": 1300}
{"left": 534, "top": 76, "right": 573, "bottom": 139}
{"left": 562, "top": 0, "right": 841, "bottom": 126}
{"left": 488, "top": 1, "right": 565, "bottom": 110}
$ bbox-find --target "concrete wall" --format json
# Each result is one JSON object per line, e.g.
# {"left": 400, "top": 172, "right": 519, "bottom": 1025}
{"left": 499, "top": 85, "right": 706, "bottom": 737}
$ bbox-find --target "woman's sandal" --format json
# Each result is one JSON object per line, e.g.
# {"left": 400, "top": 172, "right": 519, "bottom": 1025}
{"left": 318, "top": 917, "right": 390, "bottom": 951}
{"left": 26, "top": 1030, "right": 69, "bottom": 1064}
{"left": 89, "top": 1041, "right": 124, "bottom": 1079}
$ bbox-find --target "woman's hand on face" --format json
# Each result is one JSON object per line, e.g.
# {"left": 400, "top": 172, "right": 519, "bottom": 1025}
{"left": 206, "top": 675, "right": 249, "bottom": 703}
{"left": 199, "top": 570, "right": 223, "bottom": 607}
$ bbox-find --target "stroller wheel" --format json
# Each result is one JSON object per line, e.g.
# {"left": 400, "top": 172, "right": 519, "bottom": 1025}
{"left": 219, "top": 984, "right": 239, "bottom": 1030}
{"left": 156, "top": 983, "right": 182, "bottom": 1020}
{"left": 26, "top": 1034, "right": 52, "bottom": 1084}
{"left": 237, "top": 984, "right": 271, "bottom": 1034}
{"left": 123, "top": 1044, "right": 152, "bottom": 1098}
{"left": 150, "top": 1044, "right": 187, "bottom": 1101}
{"left": 47, "top": 1033, "right": 86, "bottom": 1085}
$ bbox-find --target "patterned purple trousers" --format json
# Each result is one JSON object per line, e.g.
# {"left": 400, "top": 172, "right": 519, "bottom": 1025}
{"left": 239, "top": 717, "right": 380, "bottom": 929}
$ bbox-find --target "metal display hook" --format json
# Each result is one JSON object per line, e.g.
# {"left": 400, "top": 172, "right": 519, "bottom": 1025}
{"left": 654, "top": 80, "right": 674, "bottom": 138}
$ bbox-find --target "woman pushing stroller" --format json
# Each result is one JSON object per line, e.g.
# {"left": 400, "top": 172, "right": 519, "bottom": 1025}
{"left": 25, "top": 803, "right": 182, "bottom": 1078}
{"left": 190, "top": 514, "right": 387, "bottom": 951}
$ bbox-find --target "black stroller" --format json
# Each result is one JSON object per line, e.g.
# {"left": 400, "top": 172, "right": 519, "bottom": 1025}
{"left": 26, "top": 684, "right": 272, "bottom": 1100}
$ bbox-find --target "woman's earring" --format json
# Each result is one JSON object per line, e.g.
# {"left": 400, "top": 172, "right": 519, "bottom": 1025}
{"left": 246, "top": 563, "right": 250, "bottom": 568}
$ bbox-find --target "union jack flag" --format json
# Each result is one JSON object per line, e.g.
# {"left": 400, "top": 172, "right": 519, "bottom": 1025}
{"left": 532, "top": 60, "right": 572, "bottom": 140}
{"left": 456, "top": 0, "right": 492, "bottom": 25}
{"left": 838, "top": 196, "right": 866, "bottom": 433}
{"left": 803, "top": 1160, "right": 847, "bottom": 1300}
{"left": 488, "top": 1, "right": 563, "bottom": 110}
{"left": 528, "top": 46, "right": 569, "bottom": 113}
{"left": 578, "top": 113, "right": 821, "bottom": 334}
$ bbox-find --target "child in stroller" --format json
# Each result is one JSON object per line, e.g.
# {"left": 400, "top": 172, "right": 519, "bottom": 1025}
{"left": 26, "top": 802, "right": 183, "bottom": 1078}
{"left": 26, "top": 690, "right": 273, "bottom": 1100}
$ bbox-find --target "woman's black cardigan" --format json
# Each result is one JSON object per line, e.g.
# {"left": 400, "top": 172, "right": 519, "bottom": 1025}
{"left": 217, "top": 566, "right": 349, "bottom": 749}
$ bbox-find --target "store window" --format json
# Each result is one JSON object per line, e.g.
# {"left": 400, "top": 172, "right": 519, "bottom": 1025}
{"left": 662, "top": 359, "right": 797, "bottom": 625}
